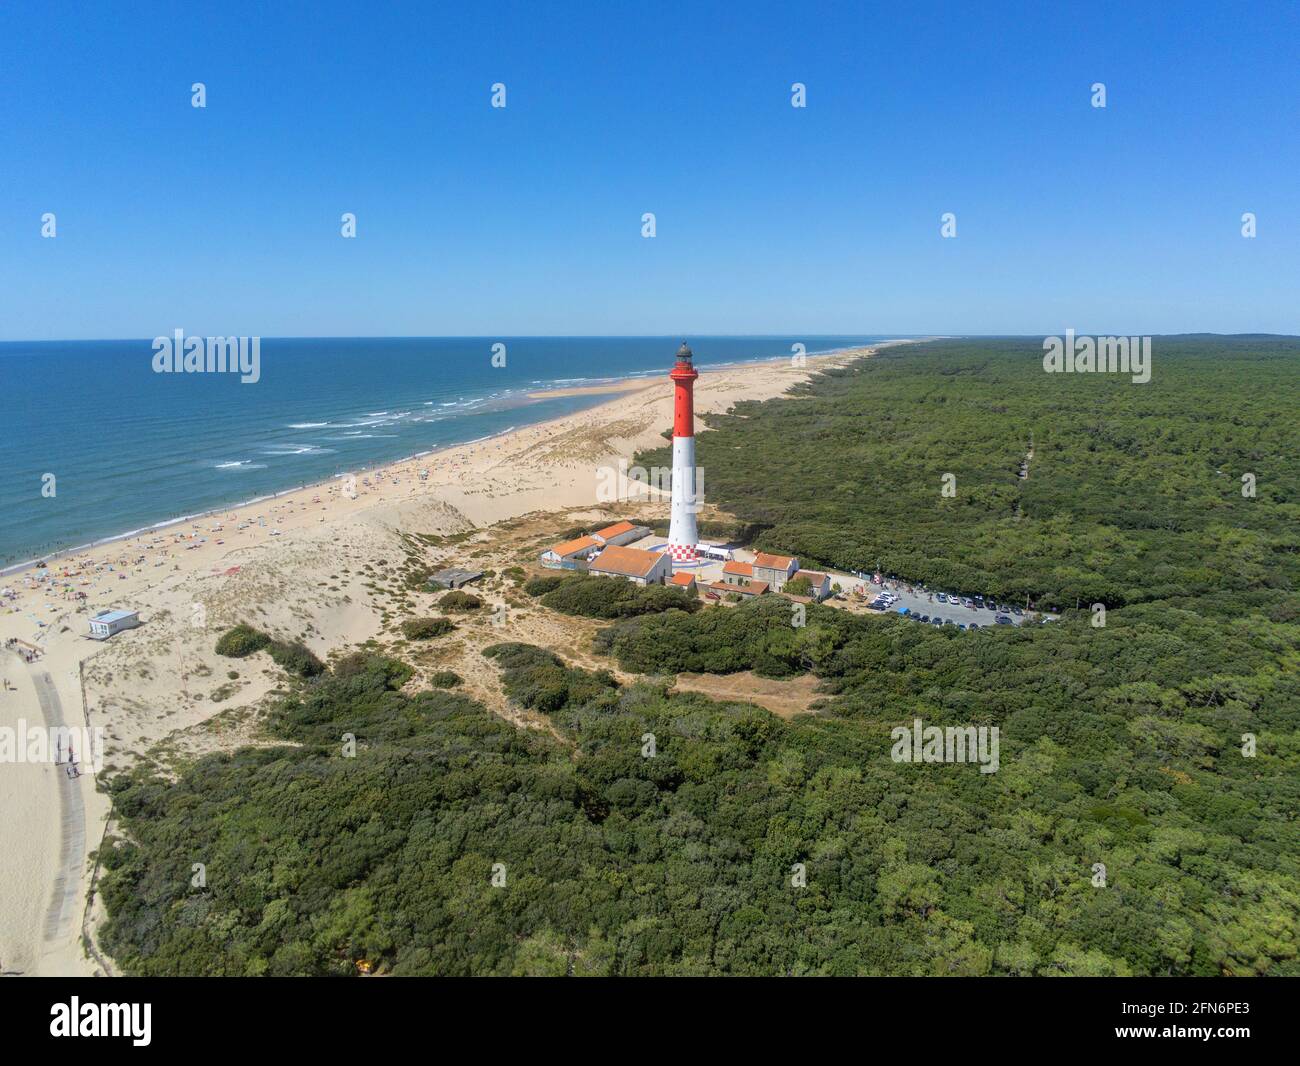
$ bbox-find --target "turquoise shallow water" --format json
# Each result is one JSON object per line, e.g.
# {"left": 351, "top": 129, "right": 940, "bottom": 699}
{"left": 0, "top": 335, "right": 889, "bottom": 567}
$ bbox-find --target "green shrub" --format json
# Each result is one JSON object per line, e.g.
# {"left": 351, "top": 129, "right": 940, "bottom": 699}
{"left": 484, "top": 642, "right": 617, "bottom": 713}
{"left": 401, "top": 616, "right": 456, "bottom": 640}
{"left": 430, "top": 670, "right": 462, "bottom": 688}
{"left": 215, "top": 624, "right": 269, "bottom": 658}
{"left": 333, "top": 652, "right": 413, "bottom": 690}
{"left": 595, "top": 596, "right": 847, "bottom": 678}
{"left": 215, "top": 624, "right": 322, "bottom": 677}
{"left": 785, "top": 575, "right": 812, "bottom": 596}
{"left": 534, "top": 574, "right": 700, "bottom": 619}
{"left": 440, "top": 590, "right": 483, "bottom": 611}
{"left": 523, "top": 574, "right": 566, "bottom": 597}
{"left": 267, "top": 640, "right": 325, "bottom": 678}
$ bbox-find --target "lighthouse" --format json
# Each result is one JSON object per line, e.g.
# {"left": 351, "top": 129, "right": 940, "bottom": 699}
{"left": 667, "top": 341, "right": 700, "bottom": 563}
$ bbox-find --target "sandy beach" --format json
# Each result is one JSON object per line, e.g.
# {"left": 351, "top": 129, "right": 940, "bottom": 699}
{"left": 0, "top": 344, "right": 897, "bottom": 976}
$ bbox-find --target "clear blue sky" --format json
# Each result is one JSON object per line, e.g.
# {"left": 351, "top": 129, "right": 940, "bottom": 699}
{"left": 1, "top": 0, "right": 1297, "bottom": 339}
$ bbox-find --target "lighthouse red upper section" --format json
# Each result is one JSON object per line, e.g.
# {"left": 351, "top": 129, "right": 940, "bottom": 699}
{"left": 670, "top": 341, "right": 698, "bottom": 438}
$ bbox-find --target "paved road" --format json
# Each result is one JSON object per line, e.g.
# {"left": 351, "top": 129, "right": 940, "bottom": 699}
{"left": 30, "top": 669, "right": 86, "bottom": 945}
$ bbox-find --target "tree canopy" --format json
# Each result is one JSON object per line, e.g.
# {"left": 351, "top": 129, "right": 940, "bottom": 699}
{"left": 99, "top": 337, "right": 1299, "bottom": 976}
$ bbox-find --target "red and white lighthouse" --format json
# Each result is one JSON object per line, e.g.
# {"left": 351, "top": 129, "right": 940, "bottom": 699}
{"left": 667, "top": 341, "right": 700, "bottom": 563}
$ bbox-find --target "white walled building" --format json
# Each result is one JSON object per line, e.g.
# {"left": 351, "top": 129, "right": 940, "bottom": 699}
{"left": 88, "top": 608, "right": 140, "bottom": 640}
{"left": 587, "top": 545, "right": 672, "bottom": 586}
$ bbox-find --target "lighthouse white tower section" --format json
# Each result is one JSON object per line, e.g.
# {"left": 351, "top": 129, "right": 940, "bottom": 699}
{"left": 667, "top": 342, "right": 700, "bottom": 563}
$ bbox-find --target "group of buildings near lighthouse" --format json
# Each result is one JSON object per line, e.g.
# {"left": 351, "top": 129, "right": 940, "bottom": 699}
{"left": 538, "top": 342, "right": 837, "bottom": 605}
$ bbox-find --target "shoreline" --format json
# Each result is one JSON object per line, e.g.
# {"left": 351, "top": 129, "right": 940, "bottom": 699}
{"left": 0, "top": 419, "right": 532, "bottom": 581}
{"left": 0, "top": 346, "right": 887, "bottom": 579}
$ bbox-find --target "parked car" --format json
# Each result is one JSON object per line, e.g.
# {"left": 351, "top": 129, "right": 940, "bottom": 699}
{"left": 1011, "top": 606, "right": 1023, "bottom": 616}
{"left": 964, "top": 598, "right": 976, "bottom": 609}
{"left": 995, "top": 614, "right": 1013, "bottom": 625}
{"left": 931, "top": 617, "right": 943, "bottom": 626}
{"left": 936, "top": 593, "right": 948, "bottom": 603}
{"left": 919, "top": 614, "right": 930, "bottom": 623}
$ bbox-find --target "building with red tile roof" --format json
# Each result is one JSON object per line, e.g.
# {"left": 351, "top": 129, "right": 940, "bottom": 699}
{"left": 592, "top": 520, "right": 650, "bottom": 546}
{"left": 588, "top": 544, "right": 672, "bottom": 585}
{"left": 540, "top": 534, "right": 602, "bottom": 569}
{"left": 752, "top": 552, "right": 799, "bottom": 591}
{"left": 707, "top": 579, "right": 768, "bottom": 599}
{"left": 722, "top": 560, "right": 753, "bottom": 583}
{"left": 786, "top": 569, "right": 832, "bottom": 601}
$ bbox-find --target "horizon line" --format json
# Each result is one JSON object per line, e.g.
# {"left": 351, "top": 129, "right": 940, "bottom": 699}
{"left": 2, "top": 331, "right": 1298, "bottom": 346}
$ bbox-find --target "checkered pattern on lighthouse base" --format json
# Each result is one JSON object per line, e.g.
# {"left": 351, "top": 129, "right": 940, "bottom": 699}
{"left": 666, "top": 542, "right": 698, "bottom": 563}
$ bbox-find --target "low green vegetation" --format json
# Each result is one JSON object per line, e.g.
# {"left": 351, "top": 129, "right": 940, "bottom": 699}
{"left": 596, "top": 596, "right": 844, "bottom": 677}
{"left": 333, "top": 651, "right": 413, "bottom": 690}
{"left": 102, "top": 338, "right": 1298, "bottom": 976}
{"left": 526, "top": 572, "right": 700, "bottom": 619}
{"left": 214, "top": 624, "right": 268, "bottom": 658}
{"left": 484, "top": 643, "right": 618, "bottom": 714}
{"left": 523, "top": 574, "right": 566, "bottom": 597}
{"left": 785, "top": 575, "right": 813, "bottom": 597}
{"left": 96, "top": 618, "right": 1299, "bottom": 975}
{"left": 267, "top": 641, "right": 325, "bottom": 679}
{"left": 214, "top": 625, "right": 323, "bottom": 678}
{"left": 429, "top": 670, "right": 462, "bottom": 688}
{"left": 439, "top": 590, "right": 483, "bottom": 611}
{"left": 401, "top": 617, "right": 456, "bottom": 640}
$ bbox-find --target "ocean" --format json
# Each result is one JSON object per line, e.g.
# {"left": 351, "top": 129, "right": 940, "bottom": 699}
{"left": 0, "top": 336, "right": 888, "bottom": 568}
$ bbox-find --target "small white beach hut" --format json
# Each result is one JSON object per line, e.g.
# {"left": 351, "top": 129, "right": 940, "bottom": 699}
{"left": 88, "top": 608, "right": 140, "bottom": 640}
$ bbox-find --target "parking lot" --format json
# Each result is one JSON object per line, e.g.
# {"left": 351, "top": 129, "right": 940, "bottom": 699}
{"left": 629, "top": 538, "right": 1049, "bottom": 628}
{"left": 857, "top": 583, "right": 1041, "bottom": 628}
